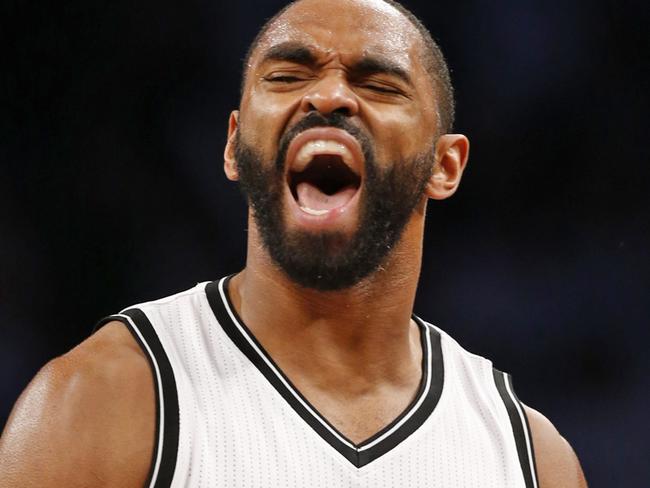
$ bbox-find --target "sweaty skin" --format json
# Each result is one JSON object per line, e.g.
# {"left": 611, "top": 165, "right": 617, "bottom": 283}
{"left": 0, "top": 1, "right": 587, "bottom": 487}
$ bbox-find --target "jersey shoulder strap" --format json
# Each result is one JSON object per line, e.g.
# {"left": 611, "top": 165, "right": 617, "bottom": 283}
{"left": 492, "top": 368, "right": 540, "bottom": 488}
{"left": 94, "top": 308, "right": 180, "bottom": 488}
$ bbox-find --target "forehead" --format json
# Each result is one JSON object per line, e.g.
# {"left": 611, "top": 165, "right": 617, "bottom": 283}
{"left": 252, "top": 0, "right": 423, "bottom": 69}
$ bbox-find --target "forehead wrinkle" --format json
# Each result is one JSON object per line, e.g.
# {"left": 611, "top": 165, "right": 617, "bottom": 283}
{"left": 259, "top": 39, "right": 412, "bottom": 74}
{"left": 255, "top": 0, "right": 419, "bottom": 62}
{"left": 254, "top": 23, "right": 418, "bottom": 76}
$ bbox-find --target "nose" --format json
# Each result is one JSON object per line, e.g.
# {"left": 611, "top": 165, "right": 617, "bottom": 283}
{"left": 300, "top": 73, "right": 359, "bottom": 117}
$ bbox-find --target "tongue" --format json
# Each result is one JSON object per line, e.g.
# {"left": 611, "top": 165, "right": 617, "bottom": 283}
{"left": 296, "top": 182, "right": 357, "bottom": 212}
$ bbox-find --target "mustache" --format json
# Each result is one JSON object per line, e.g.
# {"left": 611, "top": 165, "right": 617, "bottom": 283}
{"left": 275, "top": 112, "right": 373, "bottom": 172}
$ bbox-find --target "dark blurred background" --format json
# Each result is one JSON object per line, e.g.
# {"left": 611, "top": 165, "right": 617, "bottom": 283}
{"left": 2, "top": 0, "right": 648, "bottom": 485}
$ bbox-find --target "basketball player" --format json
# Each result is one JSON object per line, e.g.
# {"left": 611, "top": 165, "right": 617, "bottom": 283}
{"left": 0, "top": 0, "right": 588, "bottom": 486}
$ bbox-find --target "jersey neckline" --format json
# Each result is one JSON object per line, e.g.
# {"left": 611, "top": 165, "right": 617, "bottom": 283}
{"left": 204, "top": 275, "right": 444, "bottom": 468}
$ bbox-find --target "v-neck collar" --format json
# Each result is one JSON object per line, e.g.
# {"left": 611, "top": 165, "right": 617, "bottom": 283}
{"left": 205, "top": 276, "right": 444, "bottom": 468}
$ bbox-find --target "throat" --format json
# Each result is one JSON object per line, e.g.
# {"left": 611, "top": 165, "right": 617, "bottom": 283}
{"left": 263, "top": 321, "right": 425, "bottom": 444}
{"left": 295, "top": 377, "right": 423, "bottom": 445}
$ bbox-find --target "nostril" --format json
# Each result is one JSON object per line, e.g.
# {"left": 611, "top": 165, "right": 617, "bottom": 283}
{"left": 333, "top": 107, "right": 351, "bottom": 117}
{"left": 305, "top": 106, "right": 351, "bottom": 117}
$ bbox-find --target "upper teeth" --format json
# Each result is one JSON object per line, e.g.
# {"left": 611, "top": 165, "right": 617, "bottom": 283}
{"left": 295, "top": 140, "right": 353, "bottom": 170}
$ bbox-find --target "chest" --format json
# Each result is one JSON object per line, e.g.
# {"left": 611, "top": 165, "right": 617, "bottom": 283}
{"left": 169, "top": 368, "right": 526, "bottom": 488}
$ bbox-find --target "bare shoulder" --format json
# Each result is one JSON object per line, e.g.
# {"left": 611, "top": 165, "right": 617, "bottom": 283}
{"left": 524, "top": 405, "right": 588, "bottom": 488}
{"left": 0, "top": 321, "right": 155, "bottom": 488}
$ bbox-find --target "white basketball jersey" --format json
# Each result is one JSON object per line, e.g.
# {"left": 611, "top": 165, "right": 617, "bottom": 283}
{"left": 96, "top": 276, "right": 539, "bottom": 488}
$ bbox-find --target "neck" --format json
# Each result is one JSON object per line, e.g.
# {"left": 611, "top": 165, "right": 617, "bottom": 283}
{"left": 228, "top": 209, "right": 426, "bottom": 391}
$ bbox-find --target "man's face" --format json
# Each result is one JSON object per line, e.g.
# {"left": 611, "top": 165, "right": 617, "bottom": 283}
{"left": 233, "top": 0, "right": 440, "bottom": 291}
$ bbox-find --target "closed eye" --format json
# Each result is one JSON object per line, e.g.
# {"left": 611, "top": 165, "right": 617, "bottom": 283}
{"left": 355, "top": 80, "right": 409, "bottom": 98}
{"left": 360, "top": 83, "right": 401, "bottom": 94}
{"left": 264, "top": 75, "right": 306, "bottom": 83}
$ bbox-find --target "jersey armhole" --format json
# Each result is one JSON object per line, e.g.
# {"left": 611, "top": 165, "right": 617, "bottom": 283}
{"left": 94, "top": 309, "right": 180, "bottom": 488}
{"left": 492, "top": 368, "right": 540, "bottom": 488}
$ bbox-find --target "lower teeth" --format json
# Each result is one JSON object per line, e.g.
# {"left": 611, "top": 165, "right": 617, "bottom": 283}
{"left": 300, "top": 206, "right": 329, "bottom": 216}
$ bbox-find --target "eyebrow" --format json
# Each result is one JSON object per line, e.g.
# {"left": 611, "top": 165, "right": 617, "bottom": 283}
{"left": 259, "top": 42, "right": 318, "bottom": 67}
{"left": 350, "top": 56, "right": 413, "bottom": 87}
{"left": 259, "top": 41, "right": 413, "bottom": 86}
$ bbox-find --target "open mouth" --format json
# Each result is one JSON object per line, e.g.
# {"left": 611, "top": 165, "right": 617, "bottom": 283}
{"left": 284, "top": 128, "right": 365, "bottom": 218}
{"left": 289, "top": 153, "right": 361, "bottom": 216}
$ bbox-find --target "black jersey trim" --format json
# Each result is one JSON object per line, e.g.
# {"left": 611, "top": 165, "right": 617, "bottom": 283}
{"left": 493, "top": 369, "right": 539, "bottom": 488}
{"left": 94, "top": 309, "right": 180, "bottom": 488}
{"left": 204, "top": 276, "right": 444, "bottom": 468}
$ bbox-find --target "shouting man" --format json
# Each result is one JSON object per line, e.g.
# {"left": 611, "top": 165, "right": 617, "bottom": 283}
{"left": 0, "top": 0, "right": 587, "bottom": 487}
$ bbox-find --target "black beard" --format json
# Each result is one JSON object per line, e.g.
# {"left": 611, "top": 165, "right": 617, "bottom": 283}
{"left": 234, "top": 112, "right": 434, "bottom": 291}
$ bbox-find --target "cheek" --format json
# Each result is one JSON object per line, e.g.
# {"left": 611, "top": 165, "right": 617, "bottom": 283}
{"left": 366, "top": 105, "right": 436, "bottom": 163}
{"left": 240, "top": 87, "right": 300, "bottom": 154}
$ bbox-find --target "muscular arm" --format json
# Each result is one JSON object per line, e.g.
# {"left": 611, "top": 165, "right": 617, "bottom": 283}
{"left": 525, "top": 405, "right": 588, "bottom": 488}
{"left": 0, "top": 322, "right": 155, "bottom": 488}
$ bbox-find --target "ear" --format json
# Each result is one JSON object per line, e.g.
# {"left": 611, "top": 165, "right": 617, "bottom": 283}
{"left": 425, "top": 134, "right": 470, "bottom": 200}
{"left": 224, "top": 110, "right": 240, "bottom": 181}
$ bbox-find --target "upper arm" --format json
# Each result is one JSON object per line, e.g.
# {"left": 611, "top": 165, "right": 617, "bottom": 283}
{"left": 525, "top": 405, "right": 588, "bottom": 488}
{"left": 0, "top": 322, "right": 155, "bottom": 488}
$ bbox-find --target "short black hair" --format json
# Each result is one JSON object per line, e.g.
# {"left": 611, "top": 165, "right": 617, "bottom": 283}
{"left": 240, "top": 0, "right": 455, "bottom": 134}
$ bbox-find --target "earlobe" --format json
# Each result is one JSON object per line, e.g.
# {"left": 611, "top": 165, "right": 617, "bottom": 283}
{"left": 426, "top": 134, "right": 470, "bottom": 200}
{"left": 224, "top": 111, "right": 240, "bottom": 181}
